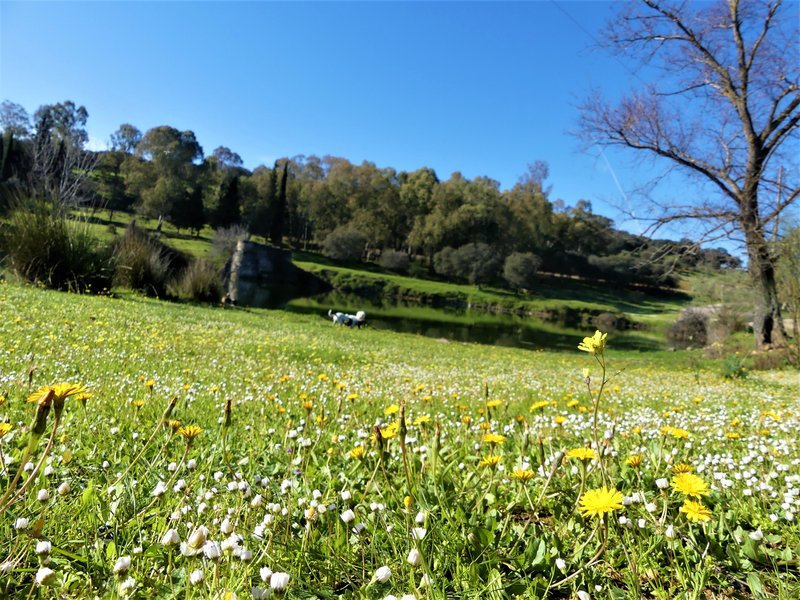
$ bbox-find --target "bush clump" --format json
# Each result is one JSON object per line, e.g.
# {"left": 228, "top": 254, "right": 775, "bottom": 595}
{"left": 112, "top": 222, "right": 186, "bottom": 297}
{"left": 378, "top": 249, "right": 410, "bottom": 272}
{"left": 322, "top": 227, "right": 367, "bottom": 262}
{"left": 1, "top": 201, "right": 111, "bottom": 292}
{"left": 503, "top": 252, "right": 541, "bottom": 290}
{"left": 667, "top": 309, "right": 709, "bottom": 349}
{"left": 434, "top": 243, "right": 502, "bottom": 285}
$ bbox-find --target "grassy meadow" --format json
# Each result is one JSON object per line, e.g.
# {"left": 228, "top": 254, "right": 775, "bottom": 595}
{"left": 1, "top": 279, "right": 799, "bottom": 599}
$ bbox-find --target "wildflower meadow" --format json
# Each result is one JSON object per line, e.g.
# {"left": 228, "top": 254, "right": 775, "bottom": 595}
{"left": 0, "top": 281, "right": 798, "bottom": 599}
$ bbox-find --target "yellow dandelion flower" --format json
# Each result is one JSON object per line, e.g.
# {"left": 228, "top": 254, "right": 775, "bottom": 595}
{"left": 0, "top": 395, "right": 5, "bottom": 406}
{"left": 510, "top": 469, "right": 535, "bottom": 482}
{"left": 672, "top": 463, "right": 693, "bottom": 474}
{"left": 485, "top": 399, "right": 502, "bottom": 408}
{"left": 0, "top": 422, "right": 12, "bottom": 439}
{"left": 346, "top": 393, "right": 358, "bottom": 401}
{"left": 579, "top": 486, "right": 623, "bottom": 518}
{"left": 132, "top": 399, "right": 145, "bottom": 409}
{"left": 566, "top": 447, "right": 597, "bottom": 462}
{"left": 631, "top": 426, "right": 642, "bottom": 435}
{"left": 462, "top": 415, "right": 473, "bottom": 425}
{"left": 303, "top": 401, "right": 313, "bottom": 411}
{"left": 670, "top": 428, "right": 689, "bottom": 440}
{"left": 179, "top": 425, "right": 203, "bottom": 441}
{"left": 413, "top": 415, "right": 431, "bottom": 426}
{"left": 567, "top": 400, "right": 580, "bottom": 408}
{"left": 384, "top": 404, "right": 400, "bottom": 416}
{"left": 479, "top": 455, "right": 502, "bottom": 468}
{"left": 318, "top": 373, "right": 329, "bottom": 382}
{"left": 350, "top": 446, "right": 365, "bottom": 459}
{"left": 530, "top": 400, "right": 550, "bottom": 412}
{"left": 554, "top": 415, "right": 566, "bottom": 426}
{"left": 167, "top": 419, "right": 182, "bottom": 432}
{"left": 626, "top": 454, "right": 643, "bottom": 468}
{"left": 380, "top": 421, "right": 400, "bottom": 440}
{"left": 577, "top": 330, "right": 607, "bottom": 355}
{"left": 726, "top": 431, "right": 741, "bottom": 440}
{"left": 403, "top": 495, "right": 413, "bottom": 509}
{"left": 27, "top": 383, "right": 87, "bottom": 405}
{"left": 481, "top": 433, "right": 506, "bottom": 445}
{"left": 679, "top": 499, "right": 712, "bottom": 523}
{"left": 478, "top": 421, "right": 491, "bottom": 430}
{"left": 671, "top": 473, "right": 709, "bottom": 498}
{"left": 144, "top": 379, "right": 155, "bottom": 389}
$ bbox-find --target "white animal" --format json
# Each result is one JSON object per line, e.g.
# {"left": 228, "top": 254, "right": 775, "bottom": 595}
{"left": 328, "top": 309, "right": 367, "bottom": 328}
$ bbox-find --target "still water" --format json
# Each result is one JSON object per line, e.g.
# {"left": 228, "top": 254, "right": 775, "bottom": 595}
{"left": 267, "top": 292, "right": 660, "bottom": 352}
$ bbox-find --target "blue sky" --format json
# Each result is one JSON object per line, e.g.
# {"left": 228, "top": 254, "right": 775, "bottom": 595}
{"left": 2, "top": 1, "right": 671, "bottom": 233}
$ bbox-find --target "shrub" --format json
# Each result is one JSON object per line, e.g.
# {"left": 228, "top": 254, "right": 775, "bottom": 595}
{"left": 378, "top": 249, "right": 410, "bottom": 272}
{"left": 322, "top": 227, "right": 367, "bottom": 262}
{"left": 667, "top": 309, "right": 709, "bottom": 349}
{"left": 170, "top": 258, "right": 223, "bottom": 303}
{"left": 1, "top": 201, "right": 111, "bottom": 292}
{"left": 112, "top": 223, "right": 184, "bottom": 297}
{"left": 435, "top": 243, "right": 502, "bottom": 285}
{"left": 503, "top": 252, "right": 541, "bottom": 290}
{"left": 721, "top": 353, "right": 748, "bottom": 379}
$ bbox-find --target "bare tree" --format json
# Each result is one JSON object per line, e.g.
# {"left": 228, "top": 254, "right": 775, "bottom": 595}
{"left": 31, "top": 101, "right": 97, "bottom": 208}
{"left": 579, "top": 0, "right": 799, "bottom": 349}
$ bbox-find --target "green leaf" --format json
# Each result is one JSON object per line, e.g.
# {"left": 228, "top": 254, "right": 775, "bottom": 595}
{"left": 746, "top": 573, "right": 766, "bottom": 598}
{"left": 530, "top": 539, "right": 546, "bottom": 567}
{"left": 105, "top": 540, "right": 117, "bottom": 562}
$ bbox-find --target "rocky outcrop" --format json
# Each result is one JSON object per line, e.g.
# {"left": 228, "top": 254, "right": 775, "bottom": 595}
{"left": 223, "top": 241, "right": 329, "bottom": 307}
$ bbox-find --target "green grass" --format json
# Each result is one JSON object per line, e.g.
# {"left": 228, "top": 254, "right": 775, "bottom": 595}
{"left": 0, "top": 280, "right": 798, "bottom": 598}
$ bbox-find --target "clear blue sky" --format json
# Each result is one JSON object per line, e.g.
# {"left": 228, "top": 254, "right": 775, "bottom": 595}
{"left": 2, "top": 1, "right": 662, "bottom": 232}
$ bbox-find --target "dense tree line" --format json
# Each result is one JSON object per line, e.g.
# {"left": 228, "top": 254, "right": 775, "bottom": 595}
{"left": 1, "top": 99, "right": 742, "bottom": 289}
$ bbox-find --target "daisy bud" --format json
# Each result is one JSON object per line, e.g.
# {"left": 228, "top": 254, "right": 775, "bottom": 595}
{"left": 119, "top": 576, "right": 136, "bottom": 595}
{"left": 270, "top": 571, "right": 290, "bottom": 593}
{"left": 576, "top": 591, "right": 591, "bottom": 600}
{"left": 202, "top": 541, "right": 222, "bottom": 560}
{"left": 373, "top": 566, "right": 391, "bottom": 584}
{"left": 187, "top": 526, "right": 207, "bottom": 549}
{"left": 665, "top": 525, "right": 675, "bottom": 539}
{"left": 187, "top": 459, "right": 197, "bottom": 470}
{"left": 638, "top": 518, "right": 647, "bottom": 528}
{"left": 556, "top": 557, "right": 566, "bottom": 570}
{"left": 407, "top": 548, "right": 422, "bottom": 566}
{"left": 161, "top": 528, "right": 180, "bottom": 546}
{"left": 57, "top": 481, "right": 70, "bottom": 495}
{"left": 645, "top": 502, "right": 657, "bottom": 513}
{"left": 260, "top": 567, "right": 273, "bottom": 582}
{"left": 189, "top": 569, "right": 204, "bottom": 585}
{"left": 36, "top": 541, "right": 52, "bottom": 555}
{"left": 37, "top": 489, "right": 50, "bottom": 503}
{"left": 252, "top": 586, "right": 270, "bottom": 600}
{"left": 240, "top": 549, "right": 253, "bottom": 562}
{"left": 341, "top": 509, "right": 355, "bottom": 524}
{"left": 400, "top": 595, "right": 417, "bottom": 600}
{"left": 341, "top": 490, "right": 352, "bottom": 501}
{"left": 113, "top": 556, "right": 131, "bottom": 575}
{"left": 749, "top": 529, "right": 763, "bottom": 541}
{"left": 412, "top": 527, "right": 427, "bottom": 540}
{"left": 655, "top": 478, "right": 669, "bottom": 489}
{"left": 14, "top": 518, "right": 29, "bottom": 530}
{"left": 221, "top": 517, "right": 234, "bottom": 534}
{"left": 251, "top": 494, "right": 264, "bottom": 508}
{"left": 44, "top": 466, "right": 55, "bottom": 477}
{"left": 414, "top": 511, "right": 425, "bottom": 524}
{"left": 35, "top": 567, "right": 57, "bottom": 586}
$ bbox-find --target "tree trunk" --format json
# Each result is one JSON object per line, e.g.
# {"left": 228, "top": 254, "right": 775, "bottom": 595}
{"left": 745, "top": 227, "right": 787, "bottom": 350}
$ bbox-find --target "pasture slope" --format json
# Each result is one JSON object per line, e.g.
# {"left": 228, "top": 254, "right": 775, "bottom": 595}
{"left": 0, "top": 280, "right": 798, "bottom": 598}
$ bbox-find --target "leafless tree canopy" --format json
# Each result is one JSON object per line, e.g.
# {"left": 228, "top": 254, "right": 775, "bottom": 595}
{"left": 580, "top": 0, "right": 799, "bottom": 348}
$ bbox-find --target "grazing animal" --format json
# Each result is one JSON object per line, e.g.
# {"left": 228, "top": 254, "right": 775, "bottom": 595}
{"left": 328, "top": 309, "right": 367, "bottom": 328}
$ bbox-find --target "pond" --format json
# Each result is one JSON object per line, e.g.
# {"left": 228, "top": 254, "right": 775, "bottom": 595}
{"left": 271, "top": 292, "right": 663, "bottom": 353}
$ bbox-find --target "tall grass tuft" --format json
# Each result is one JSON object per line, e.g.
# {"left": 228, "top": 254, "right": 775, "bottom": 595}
{"left": 169, "top": 258, "right": 223, "bottom": 302}
{"left": 111, "top": 222, "right": 186, "bottom": 297}
{"left": 0, "top": 200, "right": 112, "bottom": 292}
